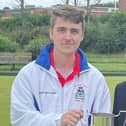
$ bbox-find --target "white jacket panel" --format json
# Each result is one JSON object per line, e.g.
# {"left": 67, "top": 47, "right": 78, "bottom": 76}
{"left": 11, "top": 43, "right": 111, "bottom": 126}
{"left": 11, "top": 62, "right": 111, "bottom": 126}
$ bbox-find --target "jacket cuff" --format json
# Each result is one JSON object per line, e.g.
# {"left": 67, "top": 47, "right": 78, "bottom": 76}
{"left": 55, "top": 113, "right": 62, "bottom": 126}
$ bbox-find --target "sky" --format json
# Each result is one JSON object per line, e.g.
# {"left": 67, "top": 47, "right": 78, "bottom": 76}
{"left": 0, "top": 0, "right": 118, "bottom": 9}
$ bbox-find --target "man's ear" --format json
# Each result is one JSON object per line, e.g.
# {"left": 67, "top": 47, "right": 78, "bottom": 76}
{"left": 81, "top": 31, "right": 84, "bottom": 41}
{"left": 49, "top": 28, "right": 53, "bottom": 40}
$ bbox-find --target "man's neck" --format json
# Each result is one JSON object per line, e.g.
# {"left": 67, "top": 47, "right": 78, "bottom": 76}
{"left": 53, "top": 50, "right": 75, "bottom": 73}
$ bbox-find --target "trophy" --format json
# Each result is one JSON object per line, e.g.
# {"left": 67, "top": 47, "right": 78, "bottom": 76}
{"left": 93, "top": 111, "right": 126, "bottom": 126}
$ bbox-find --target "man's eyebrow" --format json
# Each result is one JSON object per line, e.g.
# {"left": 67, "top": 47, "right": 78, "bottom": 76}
{"left": 56, "top": 27, "right": 66, "bottom": 29}
{"left": 71, "top": 28, "right": 80, "bottom": 30}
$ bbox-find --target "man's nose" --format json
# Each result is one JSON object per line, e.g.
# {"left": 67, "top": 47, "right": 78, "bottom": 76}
{"left": 65, "top": 31, "right": 72, "bottom": 39}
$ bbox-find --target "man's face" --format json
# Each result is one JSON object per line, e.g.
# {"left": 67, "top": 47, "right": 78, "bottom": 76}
{"left": 49, "top": 17, "right": 84, "bottom": 55}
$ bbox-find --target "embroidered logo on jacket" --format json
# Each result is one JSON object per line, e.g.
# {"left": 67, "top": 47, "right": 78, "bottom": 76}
{"left": 75, "top": 86, "right": 85, "bottom": 102}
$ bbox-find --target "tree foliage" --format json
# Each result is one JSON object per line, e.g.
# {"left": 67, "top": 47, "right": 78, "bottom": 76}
{"left": 24, "top": 35, "right": 49, "bottom": 59}
{"left": 81, "top": 12, "right": 126, "bottom": 54}
{"left": 0, "top": 36, "right": 19, "bottom": 52}
{"left": 0, "top": 11, "right": 126, "bottom": 54}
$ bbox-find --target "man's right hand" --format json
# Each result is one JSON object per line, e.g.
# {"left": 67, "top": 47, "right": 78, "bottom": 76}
{"left": 61, "top": 109, "right": 84, "bottom": 126}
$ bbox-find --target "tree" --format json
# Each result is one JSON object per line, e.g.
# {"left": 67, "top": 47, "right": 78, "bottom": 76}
{"left": 15, "top": 0, "right": 25, "bottom": 28}
{"left": 0, "top": 36, "right": 19, "bottom": 52}
{"left": 14, "top": 0, "right": 26, "bottom": 47}
{"left": 24, "top": 35, "right": 49, "bottom": 59}
{"left": 61, "top": 0, "right": 69, "bottom": 5}
{"left": 61, "top": 0, "right": 82, "bottom": 6}
{"left": 66, "top": 0, "right": 69, "bottom": 4}
{"left": 74, "top": 0, "right": 77, "bottom": 6}
{"left": 61, "top": 0, "right": 101, "bottom": 21}
{"left": 85, "top": 0, "right": 101, "bottom": 23}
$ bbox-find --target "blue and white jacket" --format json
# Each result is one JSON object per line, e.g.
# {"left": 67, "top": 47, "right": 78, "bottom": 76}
{"left": 11, "top": 43, "right": 111, "bottom": 126}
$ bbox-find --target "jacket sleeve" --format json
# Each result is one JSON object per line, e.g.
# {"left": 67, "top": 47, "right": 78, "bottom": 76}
{"left": 10, "top": 70, "right": 62, "bottom": 126}
{"left": 92, "top": 75, "right": 111, "bottom": 113}
{"left": 113, "top": 85, "right": 119, "bottom": 126}
{"left": 113, "top": 82, "right": 126, "bottom": 126}
{"left": 113, "top": 85, "right": 118, "bottom": 114}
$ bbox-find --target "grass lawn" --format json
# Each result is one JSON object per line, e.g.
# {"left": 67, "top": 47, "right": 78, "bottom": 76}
{"left": 0, "top": 76, "right": 126, "bottom": 126}
{"left": 0, "top": 53, "right": 126, "bottom": 74}
{"left": 0, "top": 76, "right": 15, "bottom": 126}
{"left": 87, "top": 53, "right": 126, "bottom": 73}
{"left": 106, "top": 76, "right": 126, "bottom": 107}
{"left": 87, "top": 53, "right": 126, "bottom": 63}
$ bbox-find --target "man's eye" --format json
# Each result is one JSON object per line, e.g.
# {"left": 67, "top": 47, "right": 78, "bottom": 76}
{"left": 57, "top": 28, "right": 66, "bottom": 32}
{"left": 71, "top": 29, "right": 79, "bottom": 34}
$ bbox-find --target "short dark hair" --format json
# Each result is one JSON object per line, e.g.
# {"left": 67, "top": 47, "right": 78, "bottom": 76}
{"left": 50, "top": 5, "right": 85, "bottom": 29}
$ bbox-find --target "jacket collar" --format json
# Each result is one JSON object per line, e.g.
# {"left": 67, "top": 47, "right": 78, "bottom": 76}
{"left": 36, "top": 43, "right": 89, "bottom": 71}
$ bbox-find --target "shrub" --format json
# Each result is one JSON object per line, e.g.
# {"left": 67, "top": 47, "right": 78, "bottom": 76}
{"left": 24, "top": 35, "right": 49, "bottom": 60}
{"left": 0, "top": 36, "right": 19, "bottom": 52}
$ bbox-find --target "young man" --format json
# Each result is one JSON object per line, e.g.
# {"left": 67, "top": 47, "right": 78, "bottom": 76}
{"left": 11, "top": 5, "right": 111, "bottom": 126}
{"left": 113, "top": 81, "right": 126, "bottom": 126}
